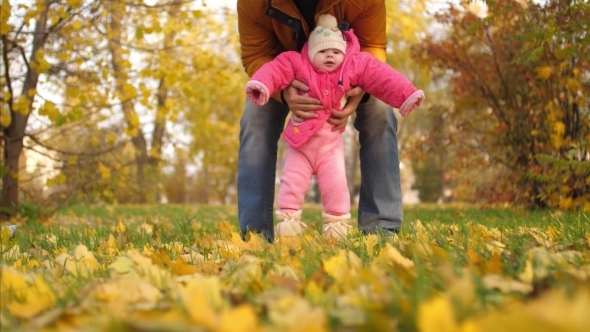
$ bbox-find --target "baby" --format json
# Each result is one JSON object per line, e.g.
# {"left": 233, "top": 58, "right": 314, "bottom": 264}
{"left": 245, "top": 14, "right": 424, "bottom": 241}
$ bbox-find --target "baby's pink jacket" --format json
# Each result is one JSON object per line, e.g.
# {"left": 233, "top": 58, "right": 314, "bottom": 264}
{"left": 246, "top": 29, "right": 424, "bottom": 148}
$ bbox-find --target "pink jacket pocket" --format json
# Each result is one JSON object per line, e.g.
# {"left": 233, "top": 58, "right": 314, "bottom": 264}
{"left": 283, "top": 111, "right": 331, "bottom": 148}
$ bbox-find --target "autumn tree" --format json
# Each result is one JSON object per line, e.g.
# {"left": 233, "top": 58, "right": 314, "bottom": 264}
{"left": 181, "top": 7, "right": 244, "bottom": 204}
{"left": 91, "top": 1, "right": 241, "bottom": 204}
{"left": 342, "top": 0, "right": 434, "bottom": 202}
{"left": 1, "top": 0, "right": 104, "bottom": 215}
{"left": 383, "top": 0, "right": 445, "bottom": 203}
{"left": 2, "top": 0, "right": 243, "bottom": 211}
{"left": 414, "top": 0, "right": 589, "bottom": 208}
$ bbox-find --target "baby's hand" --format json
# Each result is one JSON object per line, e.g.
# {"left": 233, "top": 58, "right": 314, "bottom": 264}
{"left": 245, "top": 80, "right": 270, "bottom": 106}
{"left": 292, "top": 114, "right": 305, "bottom": 123}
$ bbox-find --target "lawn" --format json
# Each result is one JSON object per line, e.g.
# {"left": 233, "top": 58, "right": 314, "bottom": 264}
{"left": 1, "top": 204, "right": 589, "bottom": 331}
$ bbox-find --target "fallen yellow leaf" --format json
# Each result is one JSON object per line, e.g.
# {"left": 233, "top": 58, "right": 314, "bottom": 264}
{"left": 2, "top": 267, "right": 57, "bottom": 319}
{"left": 417, "top": 295, "right": 458, "bottom": 332}
{"left": 482, "top": 274, "right": 533, "bottom": 294}
{"left": 218, "top": 305, "right": 259, "bottom": 332}
{"left": 322, "top": 250, "right": 362, "bottom": 282}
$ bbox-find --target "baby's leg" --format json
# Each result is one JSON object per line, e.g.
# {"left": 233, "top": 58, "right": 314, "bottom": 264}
{"left": 315, "top": 133, "right": 351, "bottom": 240}
{"left": 275, "top": 146, "right": 312, "bottom": 237}
{"left": 315, "top": 137, "right": 350, "bottom": 216}
{"left": 277, "top": 146, "right": 313, "bottom": 212}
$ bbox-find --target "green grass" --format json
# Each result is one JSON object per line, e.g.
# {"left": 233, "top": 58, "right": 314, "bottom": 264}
{"left": 55, "top": 202, "right": 588, "bottom": 228}
{"left": 12, "top": 203, "right": 587, "bottom": 274}
{"left": 42, "top": 203, "right": 588, "bottom": 266}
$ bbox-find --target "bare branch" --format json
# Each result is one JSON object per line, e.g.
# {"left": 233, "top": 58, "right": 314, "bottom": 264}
{"left": 26, "top": 134, "right": 129, "bottom": 157}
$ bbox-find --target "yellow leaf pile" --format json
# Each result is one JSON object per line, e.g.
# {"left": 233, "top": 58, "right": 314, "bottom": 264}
{"left": 0, "top": 217, "right": 589, "bottom": 331}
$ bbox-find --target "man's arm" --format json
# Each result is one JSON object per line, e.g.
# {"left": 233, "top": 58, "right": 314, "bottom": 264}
{"left": 237, "top": 0, "right": 283, "bottom": 77}
{"left": 351, "top": 0, "right": 387, "bottom": 62}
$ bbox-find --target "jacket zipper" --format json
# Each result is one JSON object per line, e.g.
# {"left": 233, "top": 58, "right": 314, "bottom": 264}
{"left": 337, "top": 57, "right": 349, "bottom": 91}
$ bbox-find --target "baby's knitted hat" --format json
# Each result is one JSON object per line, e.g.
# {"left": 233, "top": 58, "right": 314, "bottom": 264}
{"left": 307, "top": 14, "right": 347, "bottom": 62}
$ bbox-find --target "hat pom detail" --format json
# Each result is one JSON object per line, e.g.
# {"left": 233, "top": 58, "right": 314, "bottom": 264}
{"left": 317, "top": 14, "right": 338, "bottom": 29}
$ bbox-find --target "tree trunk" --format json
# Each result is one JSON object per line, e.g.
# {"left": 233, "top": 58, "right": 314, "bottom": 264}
{"left": 150, "top": 4, "right": 180, "bottom": 168}
{"left": 108, "top": 2, "right": 150, "bottom": 202}
{"left": 1, "top": 5, "right": 49, "bottom": 214}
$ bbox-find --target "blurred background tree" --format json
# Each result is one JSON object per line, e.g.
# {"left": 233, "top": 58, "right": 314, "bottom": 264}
{"left": 1, "top": 0, "right": 242, "bottom": 215}
{"left": 413, "top": 0, "right": 589, "bottom": 208}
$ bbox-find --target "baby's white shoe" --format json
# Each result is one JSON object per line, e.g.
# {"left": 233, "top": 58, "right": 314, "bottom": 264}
{"left": 275, "top": 210, "right": 306, "bottom": 237}
{"left": 322, "top": 212, "right": 352, "bottom": 240}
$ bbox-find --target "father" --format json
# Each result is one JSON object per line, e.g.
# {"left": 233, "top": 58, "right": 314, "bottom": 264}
{"left": 237, "top": 0, "right": 402, "bottom": 242}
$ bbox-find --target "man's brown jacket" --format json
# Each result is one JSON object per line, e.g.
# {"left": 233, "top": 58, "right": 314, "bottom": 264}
{"left": 237, "top": 0, "right": 387, "bottom": 79}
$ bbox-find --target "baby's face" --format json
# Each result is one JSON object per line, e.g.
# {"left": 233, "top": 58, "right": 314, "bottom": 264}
{"left": 312, "top": 48, "right": 344, "bottom": 72}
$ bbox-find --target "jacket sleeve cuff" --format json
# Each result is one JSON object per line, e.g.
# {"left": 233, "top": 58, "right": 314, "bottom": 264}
{"left": 399, "top": 90, "right": 425, "bottom": 117}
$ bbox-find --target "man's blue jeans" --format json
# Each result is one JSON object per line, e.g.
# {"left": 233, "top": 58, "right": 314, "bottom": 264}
{"left": 237, "top": 96, "right": 402, "bottom": 242}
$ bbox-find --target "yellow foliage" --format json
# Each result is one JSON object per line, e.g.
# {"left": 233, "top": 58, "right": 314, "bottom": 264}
{"left": 1, "top": 266, "right": 57, "bottom": 319}
{"left": 72, "top": 19, "right": 83, "bottom": 31}
{"left": 66, "top": 86, "right": 80, "bottom": 99}
{"left": 559, "top": 197, "right": 574, "bottom": 210}
{"left": 13, "top": 95, "right": 31, "bottom": 116}
{"left": 116, "top": 220, "right": 126, "bottom": 234}
{"left": 0, "top": 110, "right": 10, "bottom": 127}
{"left": 323, "top": 250, "right": 362, "bottom": 282}
{"left": 473, "top": 287, "right": 590, "bottom": 332}
{"left": 121, "top": 83, "right": 138, "bottom": 100}
{"left": 1, "top": 217, "right": 589, "bottom": 331}
{"left": 572, "top": 67, "right": 581, "bottom": 77}
{"left": 417, "top": 295, "right": 458, "bottom": 332}
{"left": 518, "top": 260, "right": 534, "bottom": 284}
{"left": 376, "top": 243, "right": 415, "bottom": 270}
{"left": 54, "top": 244, "right": 99, "bottom": 278}
{"left": 66, "top": 0, "right": 83, "bottom": 9}
{"left": 38, "top": 101, "right": 60, "bottom": 121}
{"left": 91, "top": 278, "right": 163, "bottom": 310}
{"left": 126, "top": 111, "right": 140, "bottom": 130}
{"left": 33, "top": 49, "right": 51, "bottom": 74}
{"left": 268, "top": 297, "right": 328, "bottom": 332}
{"left": 551, "top": 121, "right": 566, "bottom": 148}
{"left": 1, "top": 0, "right": 13, "bottom": 34}
{"left": 218, "top": 305, "right": 260, "bottom": 332}
{"left": 55, "top": 173, "right": 66, "bottom": 185}
{"left": 107, "top": 132, "right": 118, "bottom": 145}
{"left": 566, "top": 77, "right": 582, "bottom": 92}
{"left": 57, "top": 51, "right": 71, "bottom": 61}
{"left": 179, "top": 277, "right": 223, "bottom": 328}
{"left": 98, "top": 163, "right": 111, "bottom": 179}
{"left": 482, "top": 274, "right": 533, "bottom": 294}
{"left": 536, "top": 66, "right": 553, "bottom": 80}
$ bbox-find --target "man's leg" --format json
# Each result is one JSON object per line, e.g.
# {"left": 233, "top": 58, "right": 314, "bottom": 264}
{"left": 354, "top": 96, "right": 403, "bottom": 233}
{"left": 238, "top": 99, "right": 289, "bottom": 242}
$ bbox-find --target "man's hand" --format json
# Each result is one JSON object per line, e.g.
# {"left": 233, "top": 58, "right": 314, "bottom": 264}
{"left": 283, "top": 79, "right": 323, "bottom": 120}
{"left": 328, "top": 86, "right": 365, "bottom": 131}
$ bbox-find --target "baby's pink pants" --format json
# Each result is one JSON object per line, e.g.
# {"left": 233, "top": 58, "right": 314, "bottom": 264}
{"left": 277, "top": 123, "right": 351, "bottom": 216}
